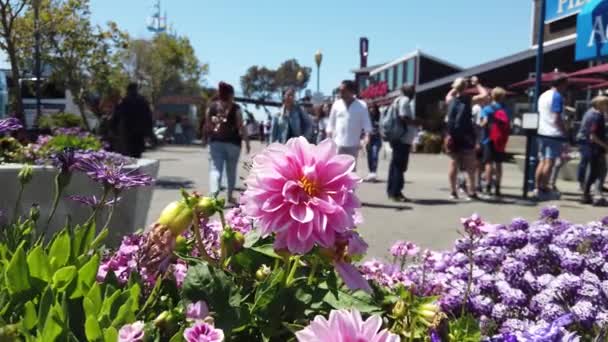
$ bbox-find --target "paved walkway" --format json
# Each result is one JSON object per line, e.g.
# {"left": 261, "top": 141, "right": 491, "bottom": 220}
{"left": 142, "top": 142, "right": 606, "bottom": 259}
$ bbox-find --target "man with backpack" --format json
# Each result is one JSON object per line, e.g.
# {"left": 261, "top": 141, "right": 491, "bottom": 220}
{"left": 383, "top": 84, "right": 417, "bottom": 202}
{"left": 480, "top": 87, "right": 510, "bottom": 197}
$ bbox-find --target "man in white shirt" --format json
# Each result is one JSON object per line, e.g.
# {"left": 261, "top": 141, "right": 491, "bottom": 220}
{"left": 327, "top": 80, "right": 372, "bottom": 169}
{"left": 535, "top": 75, "right": 568, "bottom": 198}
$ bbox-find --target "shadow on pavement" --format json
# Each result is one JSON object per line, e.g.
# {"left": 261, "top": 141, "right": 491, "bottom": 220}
{"left": 411, "top": 199, "right": 458, "bottom": 206}
{"left": 155, "top": 177, "right": 195, "bottom": 189}
{"left": 361, "top": 202, "right": 412, "bottom": 211}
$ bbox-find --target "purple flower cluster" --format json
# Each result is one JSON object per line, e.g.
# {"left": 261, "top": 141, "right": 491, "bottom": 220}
{"left": 363, "top": 207, "right": 608, "bottom": 338}
{"left": 0, "top": 117, "right": 22, "bottom": 134}
{"left": 390, "top": 240, "right": 420, "bottom": 257}
{"left": 76, "top": 156, "right": 153, "bottom": 192}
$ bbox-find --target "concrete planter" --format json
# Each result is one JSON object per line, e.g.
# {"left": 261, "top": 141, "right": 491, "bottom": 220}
{"left": 514, "top": 155, "right": 578, "bottom": 181}
{"left": 0, "top": 159, "right": 159, "bottom": 247}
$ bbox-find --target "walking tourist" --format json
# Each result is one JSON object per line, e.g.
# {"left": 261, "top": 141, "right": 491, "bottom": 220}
{"left": 316, "top": 103, "right": 330, "bottom": 144}
{"left": 480, "top": 87, "right": 510, "bottom": 197}
{"left": 270, "top": 88, "right": 312, "bottom": 144}
{"left": 577, "top": 108, "right": 607, "bottom": 191}
{"left": 578, "top": 95, "right": 608, "bottom": 205}
{"left": 112, "top": 82, "right": 154, "bottom": 158}
{"left": 473, "top": 95, "right": 491, "bottom": 193}
{"left": 444, "top": 76, "right": 489, "bottom": 200}
{"left": 364, "top": 103, "right": 382, "bottom": 182}
{"left": 383, "top": 85, "right": 417, "bottom": 202}
{"left": 201, "top": 81, "right": 250, "bottom": 204}
{"left": 534, "top": 75, "right": 568, "bottom": 200}
{"left": 174, "top": 116, "right": 185, "bottom": 144}
{"left": 327, "top": 80, "right": 372, "bottom": 169}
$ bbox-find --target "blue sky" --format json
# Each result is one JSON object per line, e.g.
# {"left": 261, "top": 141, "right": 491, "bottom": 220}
{"left": 89, "top": 0, "right": 532, "bottom": 96}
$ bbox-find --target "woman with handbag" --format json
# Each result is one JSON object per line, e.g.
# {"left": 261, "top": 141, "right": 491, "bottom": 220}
{"left": 201, "top": 82, "right": 250, "bottom": 204}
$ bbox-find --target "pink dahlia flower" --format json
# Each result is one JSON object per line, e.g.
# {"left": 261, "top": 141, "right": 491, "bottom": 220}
{"left": 295, "top": 309, "right": 400, "bottom": 342}
{"left": 242, "top": 137, "right": 361, "bottom": 254}
{"left": 184, "top": 321, "right": 224, "bottom": 342}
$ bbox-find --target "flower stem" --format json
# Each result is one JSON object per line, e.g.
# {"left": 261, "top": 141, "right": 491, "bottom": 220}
{"left": 101, "top": 196, "right": 117, "bottom": 231}
{"left": 286, "top": 256, "right": 301, "bottom": 287}
{"left": 85, "top": 189, "right": 109, "bottom": 226}
{"left": 192, "top": 212, "right": 216, "bottom": 265}
{"left": 218, "top": 209, "right": 227, "bottom": 229}
{"left": 45, "top": 174, "right": 64, "bottom": 232}
{"left": 307, "top": 260, "right": 318, "bottom": 285}
{"left": 12, "top": 184, "right": 25, "bottom": 225}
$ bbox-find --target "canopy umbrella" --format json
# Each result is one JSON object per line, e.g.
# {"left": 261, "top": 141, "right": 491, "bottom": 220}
{"left": 462, "top": 86, "right": 517, "bottom": 96}
{"left": 568, "top": 63, "right": 608, "bottom": 78}
{"left": 509, "top": 73, "right": 605, "bottom": 89}
{"left": 587, "top": 80, "right": 608, "bottom": 90}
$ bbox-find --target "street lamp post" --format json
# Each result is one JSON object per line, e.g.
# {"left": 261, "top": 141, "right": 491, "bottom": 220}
{"left": 314, "top": 50, "right": 323, "bottom": 93}
{"left": 34, "top": 0, "right": 42, "bottom": 127}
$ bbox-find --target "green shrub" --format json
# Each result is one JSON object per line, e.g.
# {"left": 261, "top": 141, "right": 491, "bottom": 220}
{"left": 39, "top": 134, "right": 103, "bottom": 156}
{"left": 38, "top": 112, "right": 83, "bottom": 130}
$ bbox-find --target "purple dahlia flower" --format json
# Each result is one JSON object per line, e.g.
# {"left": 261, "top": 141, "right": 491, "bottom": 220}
{"left": 118, "top": 321, "right": 145, "bottom": 342}
{"left": 184, "top": 321, "right": 224, "bottom": 342}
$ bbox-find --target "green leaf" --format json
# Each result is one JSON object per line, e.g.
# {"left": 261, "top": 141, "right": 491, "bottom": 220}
{"left": 99, "top": 289, "right": 121, "bottom": 324}
{"left": 169, "top": 328, "right": 185, "bottom": 342}
{"left": 52, "top": 266, "right": 77, "bottom": 292}
{"left": 84, "top": 282, "right": 102, "bottom": 317}
{"left": 251, "top": 269, "right": 285, "bottom": 314}
{"left": 85, "top": 316, "right": 103, "bottom": 341}
{"left": 103, "top": 327, "right": 118, "bottom": 342}
{"left": 48, "top": 230, "right": 71, "bottom": 270}
{"left": 23, "top": 301, "right": 38, "bottom": 330}
{"left": 250, "top": 245, "right": 282, "bottom": 259}
{"left": 41, "top": 304, "right": 64, "bottom": 342}
{"left": 323, "top": 289, "right": 381, "bottom": 314}
{"left": 5, "top": 242, "right": 31, "bottom": 294}
{"left": 37, "top": 286, "right": 53, "bottom": 329}
{"left": 72, "top": 223, "right": 96, "bottom": 259}
{"left": 243, "top": 230, "right": 261, "bottom": 248}
{"left": 27, "top": 245, "right": 51, "bottom": 283}
{"left": 71, "top": 254, "right": 99, "bottom": 298}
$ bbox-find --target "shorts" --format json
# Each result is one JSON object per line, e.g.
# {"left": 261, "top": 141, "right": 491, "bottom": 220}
{"left": 482, "top": 142, "right": 506, "bottom": 164}
{"left": 450, "top": 148, "right": 476, "bottom": 168}
{"left": 538, "top": 136, "right": 565, "bottom": 160}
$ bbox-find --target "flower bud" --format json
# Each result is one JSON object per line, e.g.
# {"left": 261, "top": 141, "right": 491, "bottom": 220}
{"left": 158, "top": 201, "right": 193, "bottom": 236}
{"left": 255, "top": 264, "right": 271, "bottom": 281}
{"left": 29, "top": 204, "right": 40, "bottom": 222}
{"left": 392, "top": 300, "right": 407, "bottom": 318}
{"left": 417, "top": 302, "right": 440, "bottom": 323}
{"left": 153, "top": 310, "right": 173, "bottom": 328}
{"left": 175, "top": 235, "right": 189, "bottom": 254}
{"left": 221, "top": 228, "right": 245, "bottom": 258}
{"left": 18, "top": 165, "right": 33, "bottom": 185}
{"left": 195, "top": 197, "right": 217, "bottom": 218}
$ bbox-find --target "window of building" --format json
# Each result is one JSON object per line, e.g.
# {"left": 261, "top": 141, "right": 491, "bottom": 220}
{"left": 406, "top": 59, "right": 415, "bottom": 84}
{"left": 378, "top": 71, "right": 385, "bottom": 82}
{"left": 396, "top": 62, "right": 404, "bottom": 89}
{"left": 387, "top": 67, "right": 394, "bottom": 91}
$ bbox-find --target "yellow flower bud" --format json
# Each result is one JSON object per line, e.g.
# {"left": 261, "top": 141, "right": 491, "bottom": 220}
{"left": 158, "top": 201, "right": 193, "bottom": 236}
{"left": 195, "top": 197, "right": 217, "bottom": 218}
{"left": 392, "top": 300, "right": 407, "bottom": 318}
{"left": 18, "top": 165, "right": 33, "bottom": 185}
{"left": 255, "top": 264, "right": 271, "bottom": 281}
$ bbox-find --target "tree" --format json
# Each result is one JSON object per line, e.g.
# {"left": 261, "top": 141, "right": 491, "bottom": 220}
{"left": 120, "top": 33, "right": 208, "bottom": 109}
{"left": 240, "top": 59, "right": 311, "bottom": 102}
{"left": 0, "top": 0, "right": 28, "bottom": 120}
{"left": 240, "top": 66, "right": 276, "bottom": 101}
{"left": 274, "top": 59, "right": 311, "bottom": 95}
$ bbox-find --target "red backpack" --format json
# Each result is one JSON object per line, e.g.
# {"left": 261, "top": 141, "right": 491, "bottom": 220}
{"left": 489, "top": 107, "right": 510, "bottom": 152}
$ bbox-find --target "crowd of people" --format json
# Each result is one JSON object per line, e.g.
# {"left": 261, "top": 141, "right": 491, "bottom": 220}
{"left": 108, "top": 77, "right": 607, "bottom": 207}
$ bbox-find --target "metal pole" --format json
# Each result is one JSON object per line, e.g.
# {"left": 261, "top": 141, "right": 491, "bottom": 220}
{"left": 34, "top": 0, "right": 41, "bottom": 126}
{"left": 523, "top": 0, "right": 546, "bottom": 199}
{"left": 317, "top": 64, "right": 320, "bottom": 93}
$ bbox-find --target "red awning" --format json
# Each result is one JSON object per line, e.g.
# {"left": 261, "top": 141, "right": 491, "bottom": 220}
{"left": 568, "top": 63, "right": 608, "bottom": 77}
{"left": 509, "top": 72, "right": 605, "bottom": 89}
{"left": 587, "top": 80, "right": 608, "bottom": 90}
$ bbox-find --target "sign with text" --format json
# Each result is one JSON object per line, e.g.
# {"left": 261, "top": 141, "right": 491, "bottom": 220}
{"left": 546, "top": 0, "right": 590, "bottom": 22}
{"left": 575, "top": 0, "right": 608, "bottom": 61}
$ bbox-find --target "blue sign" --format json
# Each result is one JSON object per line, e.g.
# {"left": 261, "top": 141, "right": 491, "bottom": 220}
{"left": 576, "top": 0, "right": 608, "bottom": 61}
{"left": 546, "top": 0, "right": 591, "bottom": 22}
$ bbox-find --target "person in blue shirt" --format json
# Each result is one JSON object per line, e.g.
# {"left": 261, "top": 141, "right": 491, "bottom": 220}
{"left": 479, "top": 87, "right": 509, "bottom": 197}
{"left": 578, "top": 95, "right": 608, "bottom": 205}
{"left": 270, "top": 88, "right": 312, "bottom": 144}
